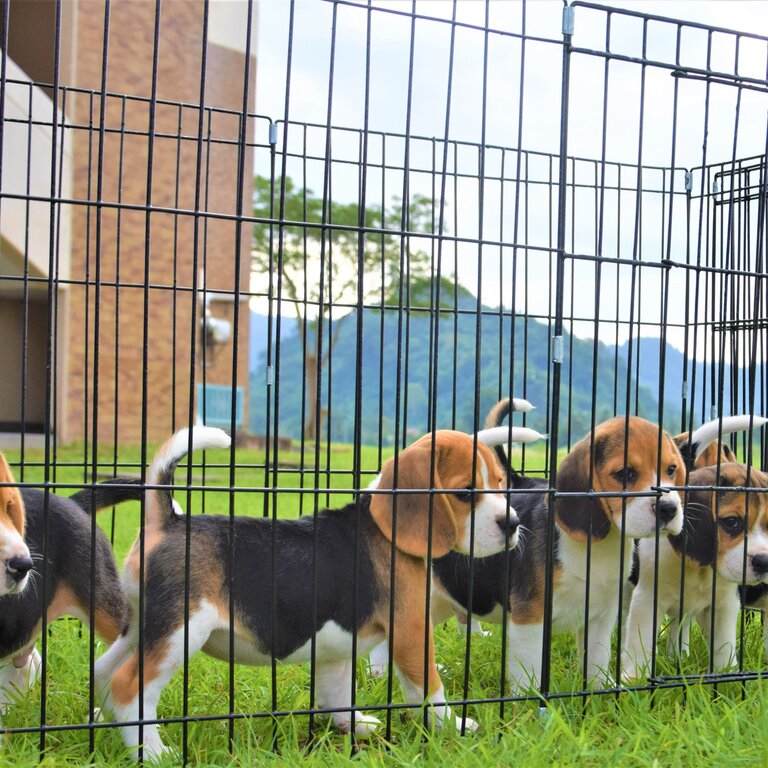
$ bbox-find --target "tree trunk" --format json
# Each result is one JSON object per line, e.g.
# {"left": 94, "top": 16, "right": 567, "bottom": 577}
{"left": 304, "top": 352, "right": 318, "bottom": 441}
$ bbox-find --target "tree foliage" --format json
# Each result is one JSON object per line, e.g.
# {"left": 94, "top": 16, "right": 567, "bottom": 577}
{"left": 252, "top": 174, "right": 438, "bottom": 320}
{"left": 251, "top": 174, "right": 443, "bottom": 438}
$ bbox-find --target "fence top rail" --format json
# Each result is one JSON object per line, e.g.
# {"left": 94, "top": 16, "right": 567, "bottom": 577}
{"left": 572, "top": 1, "right": 768, "bottom": 47}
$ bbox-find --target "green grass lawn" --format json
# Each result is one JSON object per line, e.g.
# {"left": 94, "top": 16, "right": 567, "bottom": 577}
{"left": 3, "top": 439, "right": 768, "bottom": 766}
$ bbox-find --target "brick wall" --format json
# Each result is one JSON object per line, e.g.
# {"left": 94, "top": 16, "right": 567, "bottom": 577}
{"left": 62, "top": 0, "right": 253, "bottom": 444}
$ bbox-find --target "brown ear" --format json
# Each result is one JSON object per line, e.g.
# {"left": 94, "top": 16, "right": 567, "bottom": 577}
{"left": 370, "top": 442, "right": 458, "bottom": 559}
{"left": 669, "top": 475, "right": 716, "bottom": 567}
{"left": 554, "top": 435, "right": 612, "bottom": 542}
{"left": 0, "top": 454, "right": 25, "bottom": 536}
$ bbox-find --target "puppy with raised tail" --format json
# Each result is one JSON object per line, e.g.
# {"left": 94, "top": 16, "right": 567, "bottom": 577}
{"left": 95, "top": 426, "right": 522, "bottom": 759}
{"left": 623, "top": 415, "right": 768, "bottom": 679}
{"left": 428, "top": 413, "right": 686, "bottom": 690}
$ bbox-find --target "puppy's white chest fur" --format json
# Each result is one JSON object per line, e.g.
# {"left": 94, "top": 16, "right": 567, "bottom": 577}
{"left": 554, "top": 527, "right": 632, "bottom": 631}
{"left": 637, "top": 537, "right": 724, "bottom": 615}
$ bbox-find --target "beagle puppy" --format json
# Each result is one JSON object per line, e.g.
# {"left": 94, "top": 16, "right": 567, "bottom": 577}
{"left": 442, "top": 397, "right": 544, "bottom": 637}
{"left": 0, "top": 454, "right": 133, "bottom": 731}
{"left": 430, "top": 415, "right": 687, "bottom": 690}
{"left": 94, "top": 426, "right": 522, "bottom": 759}
{"left": 623, "top": 416, "right": 768, "bottom": 679}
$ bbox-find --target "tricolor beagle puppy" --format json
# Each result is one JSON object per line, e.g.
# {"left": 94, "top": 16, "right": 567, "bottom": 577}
{"left": 623, "top": 416, "right": 768, "bottom": 679}
{"left": 0, "top": 453, "right": 133, "bottom": 732}
{"left": 94, "top": 426, "right": 522, "bottom": 759}
{"left": 432, "top": 415, "right": 686, "bottom": 690}
{"left": 439, "top": 396, "right": 544, "bottom": 637}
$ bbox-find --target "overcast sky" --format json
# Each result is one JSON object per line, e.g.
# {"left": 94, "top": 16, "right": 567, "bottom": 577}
{"left": 252, "top": 1, "right": 768, "bottom": 353}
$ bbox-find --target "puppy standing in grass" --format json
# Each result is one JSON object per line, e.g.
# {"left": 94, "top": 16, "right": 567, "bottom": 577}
{"left": 95, "top": 426, "right": 524, "bottom": 759}
{"left": 623, "top": 416, "right": 768, "bottom": 679}
{"left": 432, "top": 411, "right": 686, "bottom": 690}
{"left": 0, "top": 454, "right": 133, "bottom": 732}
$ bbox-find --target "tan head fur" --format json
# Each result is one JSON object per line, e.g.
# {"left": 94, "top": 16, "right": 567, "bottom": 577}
{"left": 0, "top": 452, "right": 32, "bottom": 596}
{"left": 555, "top": 416, "right": 685, "bottom": 542}
{"left": 370, "top": 430, "right": 518, "bottom": 559}
{"left": 672, "top": 463, "right": 768, "bottom": 583}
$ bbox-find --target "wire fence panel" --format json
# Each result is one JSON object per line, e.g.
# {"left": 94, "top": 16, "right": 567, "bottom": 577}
{"left": 1, "top": 0, "right": 767, "bottom": 763}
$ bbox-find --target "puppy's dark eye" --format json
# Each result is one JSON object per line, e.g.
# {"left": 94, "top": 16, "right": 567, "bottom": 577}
{"left": 453, "top": 488, "right": 474, "bottom": 503}
{"left": 718, "top": 516, "right": 744, "bottom": 535}
{"left": 613, "top": 467, "right": 638, "bottom": 485}
{"left": 667, "top": 465, "right": 677, "bottom": 479}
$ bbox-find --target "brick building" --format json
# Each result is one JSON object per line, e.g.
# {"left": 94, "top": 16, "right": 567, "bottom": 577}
{"left": 0, "top": 0, "right": 255, "bottom": 445}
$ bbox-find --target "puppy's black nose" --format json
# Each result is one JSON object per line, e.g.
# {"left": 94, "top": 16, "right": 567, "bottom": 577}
{"left": 497, "top": 514, "right": 520, "bottom": 535}
{"left": 752, "top": 553, "right": 768, "bottom": 577}
{"left": 6, "top": 555, "right": 33, "bottom": 582}
{"left": 654, "top": 498, "right": 678, "bottom": 525}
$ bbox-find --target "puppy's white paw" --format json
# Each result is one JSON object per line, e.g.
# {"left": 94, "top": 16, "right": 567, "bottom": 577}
{"left": 331, "top": 712, "right": 380, "bottom": 736}
{"left": 457, "top": 715, "right": 479, "bottom": 733}
{"left": 354, "top": 713, "right": 381, "bottom": 736}
{"left": 139, "top": 737, "right": 172, "bottom": 763}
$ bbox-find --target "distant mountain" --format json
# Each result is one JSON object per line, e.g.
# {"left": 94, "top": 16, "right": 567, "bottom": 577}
{"left": 617, "top": 336, "right": 766, "bottom": 431}
{"left": 249, "top": 311, "right": 295, "bottom": 371}
{"left": 248, "top": 280, "right": 661, "bottom": 447}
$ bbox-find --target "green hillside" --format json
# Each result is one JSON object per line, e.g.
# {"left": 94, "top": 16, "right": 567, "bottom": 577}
{"left": 249, "top": 280, "right": 660, "bottom": 446}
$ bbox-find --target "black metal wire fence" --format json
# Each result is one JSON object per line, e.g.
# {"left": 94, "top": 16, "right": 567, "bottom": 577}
{"left": 1, "top": 0, "right": 768, "bottom": 762}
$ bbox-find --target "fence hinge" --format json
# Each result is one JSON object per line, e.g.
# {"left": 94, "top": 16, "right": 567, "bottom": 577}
{"left": 681, "top": 380, "right": 688, "bottom": 400}
{"left": 713, "top": 178, "right": 720, "bottom": 194}
{"left": 553, "top": 335, "right": 564, "bottom": 364}
{"left": 269, "top": 123, "right": 278, "bottom": 145}
{"left": 684, "top": 171, "right": 692, "bottom": 192}
{"left": 562, "top": 5, "right": 575, "bottom": 36}
{"left": 266, "top": 365, "right": 274, "bottom": 386}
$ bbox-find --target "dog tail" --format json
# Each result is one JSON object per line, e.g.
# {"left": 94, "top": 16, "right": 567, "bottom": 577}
{"left": 681, "top": 414, "right": 768, "bottom": 468}
{"left": 483, "top": 397, "right": 535, "bottom": 429}
{"left": 69, "top": 477, "right": 144, "bottom": 514}
{"left": 145, "top": 427, "right": 231, "bottom": 531}
{"left": 476, "top": 426, "right": 548, "bottom": 448}
{"left": 481, "top": 397, "right": 539, "bottom": 482}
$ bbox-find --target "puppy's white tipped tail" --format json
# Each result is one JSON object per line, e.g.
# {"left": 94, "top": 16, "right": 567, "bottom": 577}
{"left": 484, "top": 397, "right": 536, "bottom": 428}
{"left": 689, "top": 415, "right": 768, "bottom": 462}
{"left": 146, "top": 426, "right": 231, "bottom": 530}
{"left": 154, "top": 427, "right": 231, "bottom": 481}
{"left": 476, "top": 426, "right": 548, "bottom": 447}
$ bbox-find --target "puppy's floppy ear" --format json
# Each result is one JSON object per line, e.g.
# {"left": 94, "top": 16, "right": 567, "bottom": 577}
{"left": 670, "top": 436, "right": 688, "bottom": 489}
{"left": 370, "top": 441, "right": 458, "bottom": 559}
{"left": 668, "top": 472, "right": 716, "bottom": 566}
{"left": 554, "top": 435, "right": 612, "bottom": 542}
{"left": 672, "top": 430, "right": 699, "bottom": 471}
{"left": 0, "top": 454, "right": 25, "bottom": 536}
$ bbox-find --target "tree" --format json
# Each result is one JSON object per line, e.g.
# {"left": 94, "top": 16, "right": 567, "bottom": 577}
{"left": 252, "top": 174, "right": 440, "bottom": 440}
